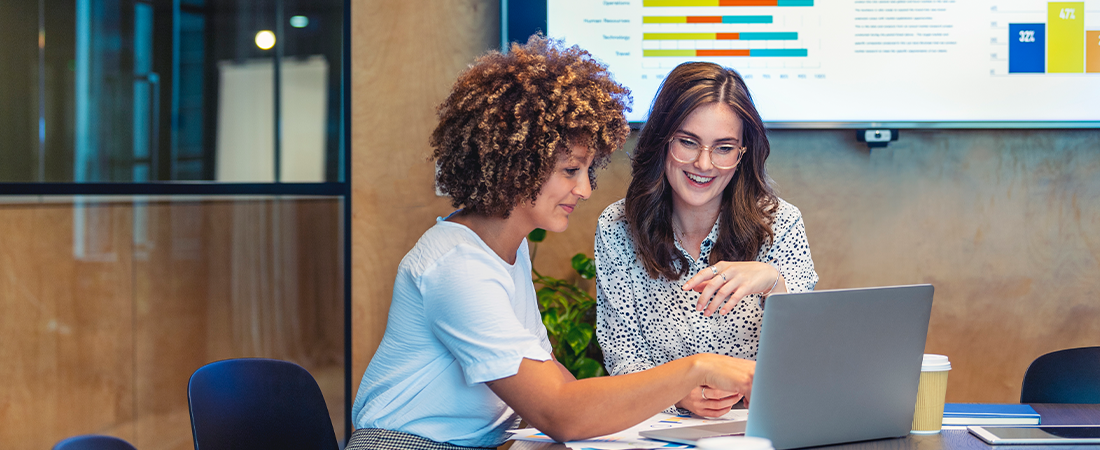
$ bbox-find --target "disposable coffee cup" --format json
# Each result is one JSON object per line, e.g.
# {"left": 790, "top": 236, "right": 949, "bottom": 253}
{"left": 697, "top": 436, "right": 774, "bottom": 450}
{"left": 911, "top": 354, "right": 951, "bottom": 434}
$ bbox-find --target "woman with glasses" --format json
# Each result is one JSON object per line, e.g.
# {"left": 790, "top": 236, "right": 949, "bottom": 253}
{"left": 595, "top": 62, "right": 818, "bottom": 419}
{"left": 350, "top": 40, "right": 757, "bottom": 450}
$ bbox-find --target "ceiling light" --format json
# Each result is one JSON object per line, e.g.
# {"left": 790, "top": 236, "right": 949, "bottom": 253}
{"left": 255, "top": 30, "right": 275, "bottom": 50}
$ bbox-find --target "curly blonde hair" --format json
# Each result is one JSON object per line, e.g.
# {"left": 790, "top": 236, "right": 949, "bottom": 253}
{"left": 431, "top": 35, "right": 631, "bottom": 218}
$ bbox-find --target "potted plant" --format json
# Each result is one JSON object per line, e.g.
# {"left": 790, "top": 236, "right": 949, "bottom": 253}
{"left": 528, "top": 229, "right": 606, "bottom": 379}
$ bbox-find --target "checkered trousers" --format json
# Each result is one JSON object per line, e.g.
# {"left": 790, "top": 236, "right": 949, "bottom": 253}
{"left": 346, "top": 428, "right": 498, "bottom": 450}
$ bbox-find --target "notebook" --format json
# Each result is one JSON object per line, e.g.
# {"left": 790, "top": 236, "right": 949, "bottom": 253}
{"left": 943, "top": 403, "right": 1040, "bottom": 425}
{"left": 641, "top": 285, "right": 935, "bottom": 449}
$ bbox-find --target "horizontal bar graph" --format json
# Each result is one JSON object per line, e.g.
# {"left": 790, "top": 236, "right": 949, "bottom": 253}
{"left": 642, "top": 0, "right": 815, "bottom": 60}
{"left": 643, "top": 15, "right": 774, "bottom": 24}
{"left": 644, "top": 32, "right": 797, "bottom": 40}
{"left": 643, "top": 0, "right": 813, "bottom": 6}
{"left": 644, "top": 48, "right": 808, "bottom": 57}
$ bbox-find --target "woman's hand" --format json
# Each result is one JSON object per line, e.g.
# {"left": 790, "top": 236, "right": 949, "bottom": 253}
{"left": 682, "top": 261, "right": 785, "bottom": 316}
{"left": 693, "top": 354, "right": 755, "bottom": 407}
{"left": 676, "top": 386, "right": 743, "bottom": 418}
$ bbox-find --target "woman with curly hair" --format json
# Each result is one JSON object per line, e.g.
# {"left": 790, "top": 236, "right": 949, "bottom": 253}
{"left": 349, "top": 39, "right": 757, "bottom": 450}
{"left": 595, "top": 62, "right": 818, "bottom": 419}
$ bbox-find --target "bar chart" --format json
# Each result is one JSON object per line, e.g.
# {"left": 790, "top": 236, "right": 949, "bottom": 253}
{"left": 548, "top": 0, "right": 1100, "bottom": 123}
{"left": 643, "top": 15, "right": 774, "bottom": 24}
{"left": 643, "top": 0, "right": 813, "bottom": 6}
{"left": 998, "top": 0, "right": 1099, "bottom": 73}
{"left": 640, "top": 0, "right": 815, "bottom": 62}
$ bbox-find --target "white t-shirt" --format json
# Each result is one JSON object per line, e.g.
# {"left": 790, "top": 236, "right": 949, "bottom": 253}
{"left": 352, "top": 217, "right": 553, "bottom": 448}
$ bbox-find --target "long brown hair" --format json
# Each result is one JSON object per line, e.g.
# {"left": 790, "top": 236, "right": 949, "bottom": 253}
{"left": 625, "top": 62, "right": 777, "bottom": 280}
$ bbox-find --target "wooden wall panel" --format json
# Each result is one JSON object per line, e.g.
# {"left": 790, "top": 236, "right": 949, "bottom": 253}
{"left": 1, "top": 198, "right": 344, "bottom": 450}
{"left": 131, "top": 201, "right": 217, "bottom": 450}
{"left": 198, "top": 199, "right": 345, "bottom": 442}
{"left": 0, "top": 203, "right": 135, "bottom": 449}
{"left": 351, "top": 0, "right": 500, "bottom": 383}
{"left": 351, "top": 0, "right": 1100, "bottom": 405}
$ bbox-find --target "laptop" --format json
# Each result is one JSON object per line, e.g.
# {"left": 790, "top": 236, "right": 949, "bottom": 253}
{"left": 640, "top": 284, "right": 934, "bottom": 449}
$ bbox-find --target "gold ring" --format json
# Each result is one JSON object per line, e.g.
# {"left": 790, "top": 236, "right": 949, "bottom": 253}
{"left": 702, "top": 387, "right": 710, "bottom": 400}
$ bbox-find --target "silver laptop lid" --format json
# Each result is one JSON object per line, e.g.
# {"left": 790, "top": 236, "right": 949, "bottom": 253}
{"left": 745, "top": 284, "right": 934, "bottom": 449}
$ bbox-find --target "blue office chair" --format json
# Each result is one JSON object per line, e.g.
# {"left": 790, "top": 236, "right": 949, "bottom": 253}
{"left": 52, "top": 434, "right": 137, "bottom": 450}
{"left": 1020, "top": 346, "right": 1100, "bottom": 404}
{"left": 187, "top": 358, "right": 339, "bottom": 450}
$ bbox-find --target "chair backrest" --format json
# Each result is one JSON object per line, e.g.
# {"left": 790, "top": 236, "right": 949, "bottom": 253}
{"left": 187, "top": 358, "right": 339, "bottom": 450}
{"left": 1021, "top": 346, "right": 1100, "bottom": 404}
{"left": 53, "top": 434, "right": 137, "bottom": 450}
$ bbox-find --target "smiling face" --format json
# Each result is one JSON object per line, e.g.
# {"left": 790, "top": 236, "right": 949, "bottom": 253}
{"left": 664, "top": 102, "right": 744, "bottom": 215}
{"left": 511, "top": 142, "right": 595, "bottom": 233}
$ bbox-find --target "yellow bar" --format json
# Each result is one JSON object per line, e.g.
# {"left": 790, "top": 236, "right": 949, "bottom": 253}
{"left": 644, "top": 32, "right": 717, "bottom": 40}
{"left": 1047, "top": 2, "right": 1085, "bottom": 73}
{"left": 643, "top": 16, "right": 688, "bottom": 23}
{"left": 644, "top": 49, "right": 698, "bottom": 57}
{"left": 644, "top": 0, "right": 720, "bottom": 6}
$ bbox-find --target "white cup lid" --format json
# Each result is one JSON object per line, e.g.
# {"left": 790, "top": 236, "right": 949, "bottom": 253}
{"left": 696, "top": 436, "right": 774, "bottom": 450}
{"left": 921, "top": 354, "right": 951, "bottom": 371}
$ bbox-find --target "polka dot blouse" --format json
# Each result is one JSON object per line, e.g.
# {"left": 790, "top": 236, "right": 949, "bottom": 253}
{"left": 594, "top": 197, "right": 818, "bottom": 408}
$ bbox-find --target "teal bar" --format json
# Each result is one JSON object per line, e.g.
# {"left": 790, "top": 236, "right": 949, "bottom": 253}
{"left": 777, "top": 0, "right": 813, "bottom": 5}
{"left": 722, "top": 15, "right": 773, "bottom": 24}
{"left": 739, "top": 32, "right": 798, "bottom": 40}
{"left": 749, "top": 49, "right": 808, "bottom": 57}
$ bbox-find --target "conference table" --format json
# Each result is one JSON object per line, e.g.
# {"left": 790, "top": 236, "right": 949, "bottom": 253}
{"left": 509, "top": 404, "right": 1100, "bottom": 450}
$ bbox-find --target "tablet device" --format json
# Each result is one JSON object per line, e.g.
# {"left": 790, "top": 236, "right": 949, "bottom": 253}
{"left": 969, "top": 426, "right": 1100, "bottom": 444}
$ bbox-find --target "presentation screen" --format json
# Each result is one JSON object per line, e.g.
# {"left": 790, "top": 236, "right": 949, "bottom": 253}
{"left": 506, "top": 0, "right": 1100, "bottom": 127}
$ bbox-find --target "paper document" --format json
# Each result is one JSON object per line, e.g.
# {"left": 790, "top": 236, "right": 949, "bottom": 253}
{"left": 509, "top": 410, "right": 748, "bottom": 450}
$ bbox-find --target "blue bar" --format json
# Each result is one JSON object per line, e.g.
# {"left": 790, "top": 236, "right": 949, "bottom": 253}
{"left": 777, "top": 0, "right": 813, "bottom": 6}
{"left": 749, "top": 49, "right": 808, "bottom": 57}
{"left": 1008, "top": 23, "right": 1045, "bottom": 73}
{"left": 739, "top": 32, "right": 798, "bottom": 40}
{"left": 723, "top": 15, "right": 773, "bottom": 24}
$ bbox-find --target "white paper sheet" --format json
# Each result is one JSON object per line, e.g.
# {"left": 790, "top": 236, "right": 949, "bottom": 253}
{"left": 509, "top": 410, "right": 749, "bottom": 450}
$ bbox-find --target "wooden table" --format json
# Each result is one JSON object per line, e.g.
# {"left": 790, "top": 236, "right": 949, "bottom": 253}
{"left": 509, "top": 404, "right": 1100, "bottom": 450}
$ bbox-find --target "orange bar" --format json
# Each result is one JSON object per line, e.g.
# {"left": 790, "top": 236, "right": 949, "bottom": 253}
{"left": 697, "top": 49, "right": 752, "bottom": 56}
{"left": 716, "top": 32, "right": 741, "bottom": 40}
{"left": 687, "top": 16, "right": 723, "bottom": 23}
{"left": 1088, "top": 31, "right": 1100, "bottom": 73}
{"left": 719, "top": 0, "right": 779, "bottom": 6}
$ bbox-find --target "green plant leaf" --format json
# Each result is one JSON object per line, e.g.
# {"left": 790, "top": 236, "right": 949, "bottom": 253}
{"left": 537, "top": 287, "right": 560, "bottom": 310}
{"left": 541, "top": 308, "right": 560, "bottom": 336}
{"left": 571, "top": 253, "right": 597, "bottom": 279}
{"left": 564, "top": 322, "right": 594, "bottom": 355}
{"left": 528, "top": 228, "right": 547, "bottom": 243}
{"left": 571, "top": 356, "right": 607, "bottom": 379}
{"left": 531, "top": 237, "right": 604, "bottom": 381}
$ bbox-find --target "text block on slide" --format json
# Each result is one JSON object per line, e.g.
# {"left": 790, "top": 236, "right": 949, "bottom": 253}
{"left": 1047, "top": 2, "right": 1085, "bottom": 73}
{"left": 1010, "top": 23, "right": 1046, "bottom": 73}
{"left": 1088, "top": 31, "right": 1100, "bottom": 73}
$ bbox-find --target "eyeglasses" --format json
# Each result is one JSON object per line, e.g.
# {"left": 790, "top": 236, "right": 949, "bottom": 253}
{"left": 668, "top": 135, "right": 746, "bottom": 170}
